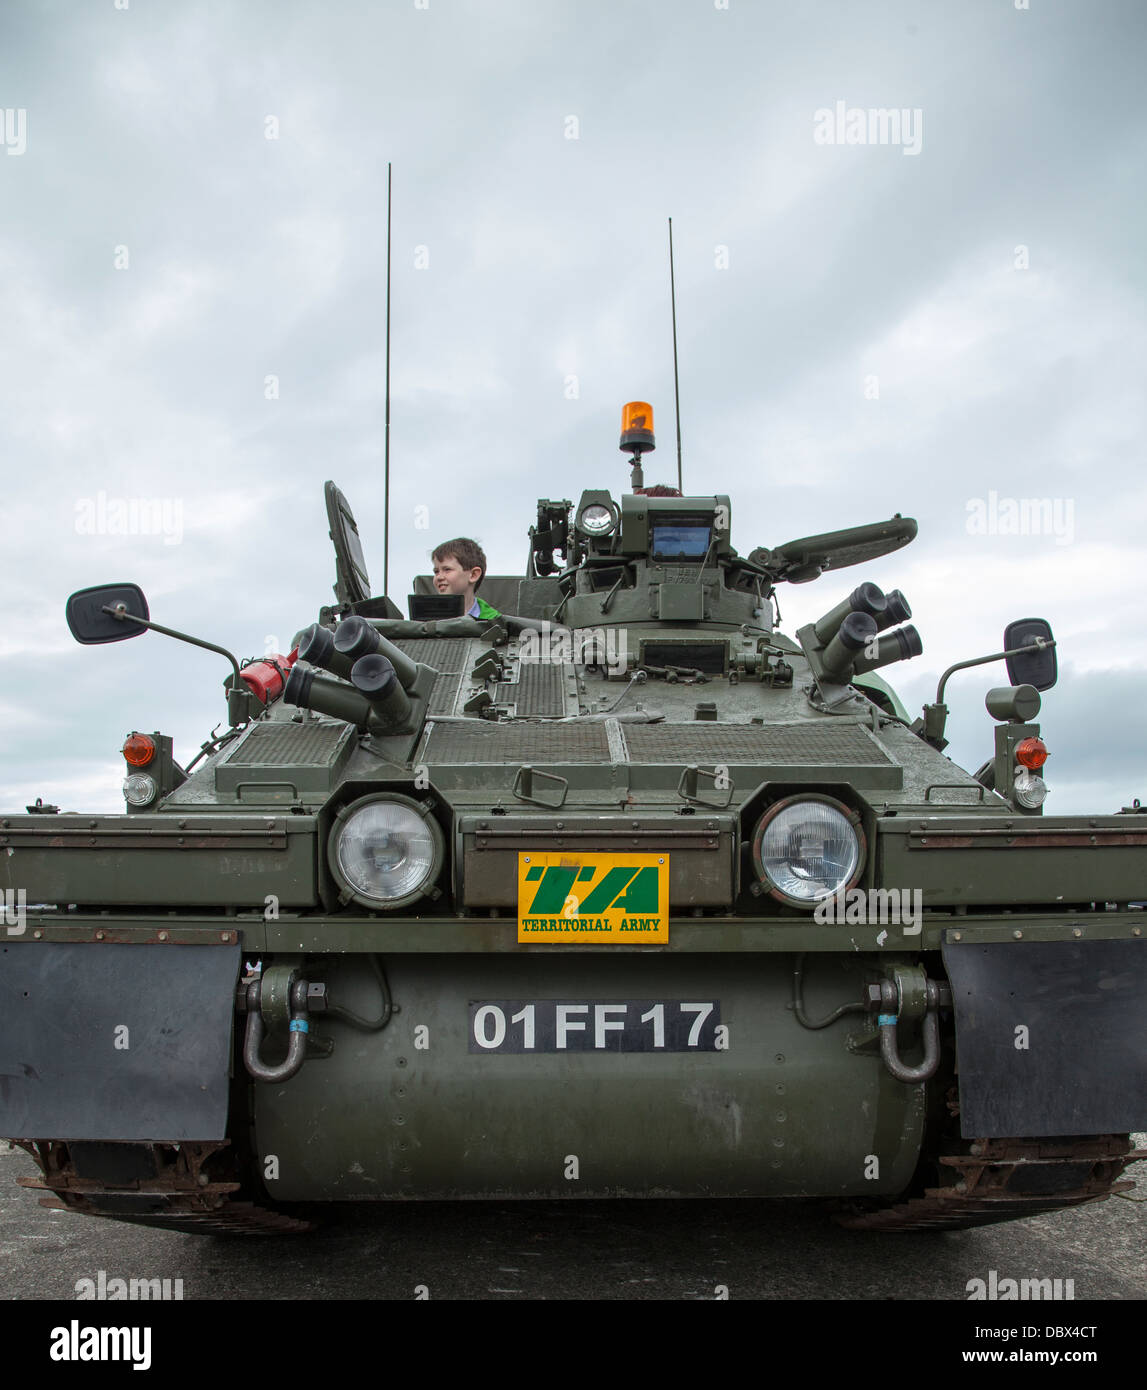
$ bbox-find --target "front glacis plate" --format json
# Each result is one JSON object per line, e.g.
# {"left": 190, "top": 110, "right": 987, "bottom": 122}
{"left": 517, "top": 852, "right": 669, "bottom": 942}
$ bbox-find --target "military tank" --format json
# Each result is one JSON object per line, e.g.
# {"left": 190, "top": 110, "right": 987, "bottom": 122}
{"left": 3, "top": 402, "right": 1145, "bottom": 1235}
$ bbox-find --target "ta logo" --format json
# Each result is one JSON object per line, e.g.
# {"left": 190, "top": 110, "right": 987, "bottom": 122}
{"left": 523, "top": 864, "right": 659, "bottom": 916}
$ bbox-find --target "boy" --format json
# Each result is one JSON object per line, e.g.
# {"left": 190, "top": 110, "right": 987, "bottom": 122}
{"left": 431, "top": 537, "right": 501, "bottom": 619}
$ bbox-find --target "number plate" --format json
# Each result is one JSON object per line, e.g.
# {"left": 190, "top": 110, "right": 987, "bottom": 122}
{"left": 517, "top": 852, "right": 669, "bottom": 943}
{"left": 469, "top": 999, "right": 722, "bottom": 1053}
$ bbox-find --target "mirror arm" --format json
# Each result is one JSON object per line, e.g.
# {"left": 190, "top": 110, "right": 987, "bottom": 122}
{"left": 101, "top": 604, "right": 243, "bottom": 687}
{"left": 934, "top": 638, "right": 1056, "bottom": 706}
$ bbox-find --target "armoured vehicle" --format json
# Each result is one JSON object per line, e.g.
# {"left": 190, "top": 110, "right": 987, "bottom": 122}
{"left": 2, "top": 402, "right": 1145, "bottom": 1234}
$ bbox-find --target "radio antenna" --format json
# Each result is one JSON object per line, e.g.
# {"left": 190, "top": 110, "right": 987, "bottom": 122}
{"left": 383, "top": 161, "right": 393, "bottom": 597}
{"left": 668, "top": 216, "right": 683, "bottom": 493}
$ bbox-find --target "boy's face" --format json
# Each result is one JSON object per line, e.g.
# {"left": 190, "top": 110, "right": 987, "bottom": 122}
{"left": 433, "top": 554, "right": 482, "bottom": 599}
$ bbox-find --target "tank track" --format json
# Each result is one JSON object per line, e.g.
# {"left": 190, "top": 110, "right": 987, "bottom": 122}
{"left": 833, "top": 1134, "right": 1146, "bottom": 1232}
{"left": 13, "top": 1139, "right": 314, "bottom": 1236}
{"left": 15, "top": 1135, "right": 1144, "bottom": 1236}
{"left": 31, "top": 1194, "right": 314, "bottom": 1235}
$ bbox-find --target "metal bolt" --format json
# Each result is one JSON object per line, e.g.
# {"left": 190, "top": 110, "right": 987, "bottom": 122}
{"left": 197, "top": 1172, "right": 209, "bottom": 1187}
{"left": 95, "top": 931, "right": 104, "bottom": 941}
{"left": 955, "top": 1180, "right": 968, "bottom": 1193}
{"left": 1073, "top": 928, "right": 1082, "bottom": 938}
{"left": 158, "top": 930, "right": 169, "bottom": 942}
{"left": 658, "top": 857, "right": 664, "bottom": 864}
{"left": 524, "top": 856, "right": 530, "bottom": 863}
{"left": 969, "top": 1143, "right": 982, "bottom": 1156}
{"left": 1133, "top": 927, "right": 1142, "bottom": 937}
{"left": 953, "top": 931, "right": 963, "bottom": 941}
{"left": 1013, "top": 930, "right": 1022, "bottom": 939}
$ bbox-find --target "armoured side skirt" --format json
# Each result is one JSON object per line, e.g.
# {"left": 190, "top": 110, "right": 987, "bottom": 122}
{"left": 0, "top": 943, "right": 240, "bottom": 1141}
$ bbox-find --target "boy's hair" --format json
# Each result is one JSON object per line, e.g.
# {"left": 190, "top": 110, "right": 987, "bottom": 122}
{"left": 431, "top": 537, "right": 487, "bottom": 591}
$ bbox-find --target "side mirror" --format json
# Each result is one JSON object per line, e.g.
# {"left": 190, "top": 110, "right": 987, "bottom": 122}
{"left": 1004, "top": 618, "right": 1057, "bottom": 691}
{"left": 65, "top": 583, "right": 150, "bottom": 644}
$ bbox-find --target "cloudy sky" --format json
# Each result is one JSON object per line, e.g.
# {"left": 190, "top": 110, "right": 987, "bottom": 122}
{"left": 1, "top": 0, "right": 1144, "bottom": 815}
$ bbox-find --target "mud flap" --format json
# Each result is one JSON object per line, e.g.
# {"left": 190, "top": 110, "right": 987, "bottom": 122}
{"left": 942, "top": 938, "right": 1147, "bottom": 1138}
{"left": 0, "top": 943, "right": 240, "bottom": 1141}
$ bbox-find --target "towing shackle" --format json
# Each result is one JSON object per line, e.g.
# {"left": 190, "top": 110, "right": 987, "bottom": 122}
{"left": 239, "top": 966, "right": 329, "bottom": 1084}
{"left": 867, "top": 966, "right": 950, "bottom": 1084}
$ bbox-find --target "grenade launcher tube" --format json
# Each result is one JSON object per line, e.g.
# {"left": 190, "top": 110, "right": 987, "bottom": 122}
{"left": 334, "top": 615, "right": 420, "bottom": 691}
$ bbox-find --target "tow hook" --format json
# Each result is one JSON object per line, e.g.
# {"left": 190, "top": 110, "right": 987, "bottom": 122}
{"left": 237, "top": 965, "right": 331, "bottom": 1083}
{"left": 865, "top": 966, "right": 951, "bottom": 1084}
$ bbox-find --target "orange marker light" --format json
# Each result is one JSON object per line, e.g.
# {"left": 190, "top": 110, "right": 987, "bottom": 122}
{"left": 122, "top": 732, "right": 156, "bottom": 767}
{"left": 620, "top": 400, "right": 656, "bottom": 454}
{"left": 1015, "top": 737, "right": 1048, "bottom": 770}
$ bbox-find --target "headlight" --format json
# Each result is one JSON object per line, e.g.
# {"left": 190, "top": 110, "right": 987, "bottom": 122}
{"left": 329, "top": 794, "right": 444, "bottom": 910}
{"left": 751, "top": 795, "right": 865, "bottom": 908}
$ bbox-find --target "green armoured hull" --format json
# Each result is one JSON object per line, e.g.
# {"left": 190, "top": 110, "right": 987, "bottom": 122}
{"left": 3, "top": 477, "right": 1146, "bottom": 1233}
